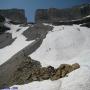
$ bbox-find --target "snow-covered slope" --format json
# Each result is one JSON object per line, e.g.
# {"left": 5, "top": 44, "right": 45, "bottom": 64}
{"left": 11, "top": 25, "right": 90, "bottom": 90}
{"left": 30, "top": 25, "right": 90, "bottom": 67}
{"left": 0, "top": 23, "right": 34, "bottom": 65}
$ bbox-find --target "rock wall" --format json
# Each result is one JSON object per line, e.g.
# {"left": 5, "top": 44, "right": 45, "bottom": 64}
{"left": 0, "top": 9, "right": 27, "bottom": 24}
{"left": 35, "top": 4, "right": 90, "bottom": 23}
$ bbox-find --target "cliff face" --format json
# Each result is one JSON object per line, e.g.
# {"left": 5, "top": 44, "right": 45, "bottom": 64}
{"left": 0, "top": 9, "right": 27, "bottom": 24}
{"left": 35, "top": 4, "right": 90, "bottom": 23}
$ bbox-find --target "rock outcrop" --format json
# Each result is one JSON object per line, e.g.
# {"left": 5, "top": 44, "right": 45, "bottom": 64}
{"left": 23, "top": 23, "right": 53, "bottom": 41}
{"left": 35, "top": 4, "right": 90, "bottom": 23}
{"left": 2, "top": 59, "right": 80, "bottom": 88}
{"left": 0, "top": 15, "right": 10, "bottom": 34}
{"left": 0, "top": 33, "right": 16, "bottom": 49}
{"left": 0, "top": 9, "right": 27, "bottom": 24}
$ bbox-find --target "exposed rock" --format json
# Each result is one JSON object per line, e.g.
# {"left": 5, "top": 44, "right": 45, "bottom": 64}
{"left": 0, "top": 49, "right": 80, "bottom": 90}
{"left": 0, "top": 15, "right": 10, "bottom": 34}
{"left": 0, "top": 26, "right": 10, "bottom": 34}
{"left": 0, "top": 33, "right": 16, "bottom": 49}
{"left": 9, "top": 56, "right": 41, "bottom": 85}
{"left": 0, "top": 9, "right": 27, "bottom": 24}
{"left": 23, "top": 23, "right": 53, "bottom": 41}
{"left": 50, "top": 63, "right": 80, "bottom": 80}
{"left": 81, "top": 22, "right": 90, "bottom": 28}
{"left": 47, "top": 66, "right": 56, "bottom": 77}
{"left": 35, "top": 4, "right": 90, "bottom": 23}
{"left": 8, "top": 62, "right": 80, "bottom": 87}
{"left": 72, "top": 63, "right": 80, "bottom": 70}
{"left": 0, "top": 39, "right": 43, "bottom": 89}
{"left": 39, "top": 67, "right": 50, "bottom": 80}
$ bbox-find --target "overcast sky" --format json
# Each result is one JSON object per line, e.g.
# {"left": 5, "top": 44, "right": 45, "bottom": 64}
{"left": 0, "top": 0, "right": 90, "bottom": 22}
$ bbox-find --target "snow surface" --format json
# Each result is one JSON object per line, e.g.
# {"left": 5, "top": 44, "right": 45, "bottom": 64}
{"left": 30, "top": 25, "right": 90, "bottom": 67}
{"left": 0, "top": 23, "right": 34, "bottom": 65}
{"left": 1, "top": 24, "right": 90, "bottom": 90}
{"left": 11, "top": 25, "right": 90, "bottom": 90}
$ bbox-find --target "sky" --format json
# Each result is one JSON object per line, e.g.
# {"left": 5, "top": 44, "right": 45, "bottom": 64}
{"left": 0, "top": 0, "right": 90, "bottom": 22}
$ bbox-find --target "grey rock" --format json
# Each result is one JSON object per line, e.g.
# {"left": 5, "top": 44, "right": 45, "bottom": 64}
{"left": 0, "top": 33, "right": 16, "bottom": 49}
{"left": 23, "top": 23, "right": 53, "bottom": 41}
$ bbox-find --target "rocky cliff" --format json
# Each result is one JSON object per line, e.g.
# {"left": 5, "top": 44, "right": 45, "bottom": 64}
{"left": 0, "top": 9, "right": 27, "bottom": 24}
{"left": 35, "top": 4, "right": 90, "bottom": 23}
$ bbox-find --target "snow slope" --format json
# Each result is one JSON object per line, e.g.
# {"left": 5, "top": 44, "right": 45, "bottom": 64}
{"left": 11, "top": 25, "right": 90, "bottom": 90}
{"left": 0, "top": 23, "right": 34, "bottom": 65}
{"left": 30, "top": 25, "right": 90, "bottom": 67}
